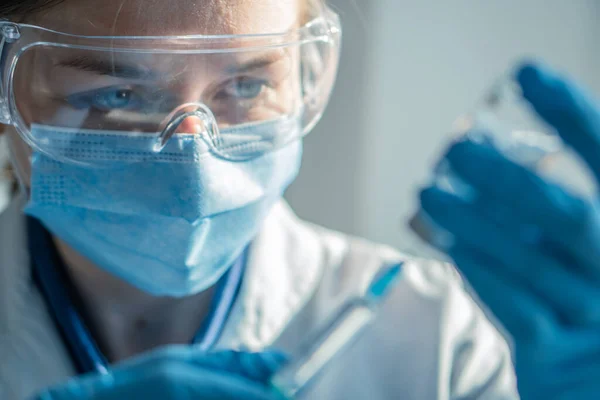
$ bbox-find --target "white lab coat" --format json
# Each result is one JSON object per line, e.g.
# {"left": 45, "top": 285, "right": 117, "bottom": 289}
{"left": 0, "top": 195, "right": 519, "bottom": 400}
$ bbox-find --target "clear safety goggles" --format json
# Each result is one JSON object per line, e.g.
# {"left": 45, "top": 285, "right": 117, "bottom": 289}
{"left": 0, "top": 7, "right": 341, "bottom": 165}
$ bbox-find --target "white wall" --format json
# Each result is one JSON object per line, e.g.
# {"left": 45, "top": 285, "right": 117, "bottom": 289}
{"left": 285, "top": 0, "right": 375, "bottom": 235}
{"left": 287, "top": 0, "right": 600, "bottom": 253}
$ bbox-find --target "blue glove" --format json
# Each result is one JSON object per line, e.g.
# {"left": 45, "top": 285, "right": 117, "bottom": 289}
{"left": 419, "top": 62, "right": 600, "bottom": 399}
{"left": 33, "top": 346, "right": 287, "bottom": 400}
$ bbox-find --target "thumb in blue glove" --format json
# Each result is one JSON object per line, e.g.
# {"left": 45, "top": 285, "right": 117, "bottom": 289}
{"left": 34, "top": 346, "right": 288, "bottom": 400}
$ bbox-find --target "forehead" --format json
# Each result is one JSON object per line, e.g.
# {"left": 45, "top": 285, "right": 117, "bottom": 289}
{"left": 30, "top": 0, "right": 301, "bottom": 36}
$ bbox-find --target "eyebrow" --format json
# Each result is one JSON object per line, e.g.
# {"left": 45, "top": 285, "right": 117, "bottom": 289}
{"left": 225, "top": 49, "right": 289, "bottom": 75}
{"left": 55, "top": 56, "right": 155, "bottom": 79}
{"left": 55, "top": 49, "right": 288, "bottom": 79}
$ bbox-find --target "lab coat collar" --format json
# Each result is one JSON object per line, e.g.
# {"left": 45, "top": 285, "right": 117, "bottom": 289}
{"left": 215, "top": 201, "right": 331, "bottom": 350}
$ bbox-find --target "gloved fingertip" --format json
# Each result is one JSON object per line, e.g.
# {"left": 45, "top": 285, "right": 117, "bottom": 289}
{"left": 229, "top": 351, "right": 289, "bottom": 383}
{"left": 30, "top": 391, "right": 54, "bottom": 400}
{"left": 447, "top": 135, "right": 500, "bottom": 163}
{"left": 419, "top": 186, "right": 460, "bottom": 215}
{"left": 514, "top": 60, "right": 575, "bottom": 113}
{"left": 418, "top": 186, "right": 440, "bottom": 209}
{"left": 516, "top": 60, "right": 558, "bottom": 90}
{"left": 445, "top": 137, "right": 507, "bottom": 183}
{"left": 257, "top": 350, "right": 289, "bottom": 374}
{"left": 445, "top": 138, "right": 478, "bottom": 165}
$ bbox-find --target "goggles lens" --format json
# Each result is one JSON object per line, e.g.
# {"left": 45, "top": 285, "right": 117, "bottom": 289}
{"left": 3, "top": 13, "right": 340, "bottom": 163}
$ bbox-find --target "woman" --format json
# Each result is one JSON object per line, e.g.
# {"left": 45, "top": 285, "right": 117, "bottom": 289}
{"left": 0, "top": 1, "right": 519, "bottom": 399}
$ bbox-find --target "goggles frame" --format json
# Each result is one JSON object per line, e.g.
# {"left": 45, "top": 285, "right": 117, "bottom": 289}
{"left": 0, "top": 6, "right": 341, "bottom": 162}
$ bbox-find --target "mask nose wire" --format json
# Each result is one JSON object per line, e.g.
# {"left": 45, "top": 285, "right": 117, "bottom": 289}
{"left": 153, "top": 103, "right": 221, "bottom": 152}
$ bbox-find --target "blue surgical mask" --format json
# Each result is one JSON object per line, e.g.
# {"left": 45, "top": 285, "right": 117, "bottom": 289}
{"left": 24, "top": 117, "right": 303, "bottom": 297}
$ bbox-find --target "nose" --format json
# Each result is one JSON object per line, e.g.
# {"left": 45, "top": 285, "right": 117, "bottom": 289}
{"left": 175, "top": 115, "right": 206, "bottom": 134}
{"left": 155, "top": 103, "right": 220, "bottom": 152}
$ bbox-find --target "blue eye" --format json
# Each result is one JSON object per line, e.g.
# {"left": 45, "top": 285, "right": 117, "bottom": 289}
{"left": 68, "top": 87, "right": 142, "bottom": 112}
{"left": 95, "top": 89, "right": 136, "bottom": 110}
{"left": 223, "top": 78, "right": 268, "bottom": 100}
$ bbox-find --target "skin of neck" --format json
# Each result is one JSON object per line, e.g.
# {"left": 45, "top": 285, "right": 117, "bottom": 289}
{"left": 53, "top": 236, "right": 216, "bottom": 363}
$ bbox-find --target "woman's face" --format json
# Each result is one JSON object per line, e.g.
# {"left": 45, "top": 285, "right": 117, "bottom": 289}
{"left": 2, "top": 0, "right": 302, "bottom": 183}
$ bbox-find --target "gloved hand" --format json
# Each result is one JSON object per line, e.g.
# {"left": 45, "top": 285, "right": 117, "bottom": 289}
{"left": 419, "top": 62, "right": 600, "bottom": 399}
{"left": 33, "top": 346, "right": 287, "bottom": 400}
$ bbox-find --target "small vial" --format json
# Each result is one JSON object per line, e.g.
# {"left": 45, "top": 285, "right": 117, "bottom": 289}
{"left": 409, "top": 76, "right": 595, "bottom": 254}
{"left": 270, "top": 264, "right": 402, "bottom": 398}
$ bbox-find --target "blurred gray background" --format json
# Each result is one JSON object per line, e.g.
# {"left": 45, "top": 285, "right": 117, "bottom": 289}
{"left": 286, "top": 0, "right": 600, "bottom": 251}
{"left": 1, "top": 1, "right": 599, "bottom": 252}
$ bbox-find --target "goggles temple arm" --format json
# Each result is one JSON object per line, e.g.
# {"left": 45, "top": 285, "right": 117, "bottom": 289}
{"left": 0, "top": 21, "right": 19, "bottom": 125}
